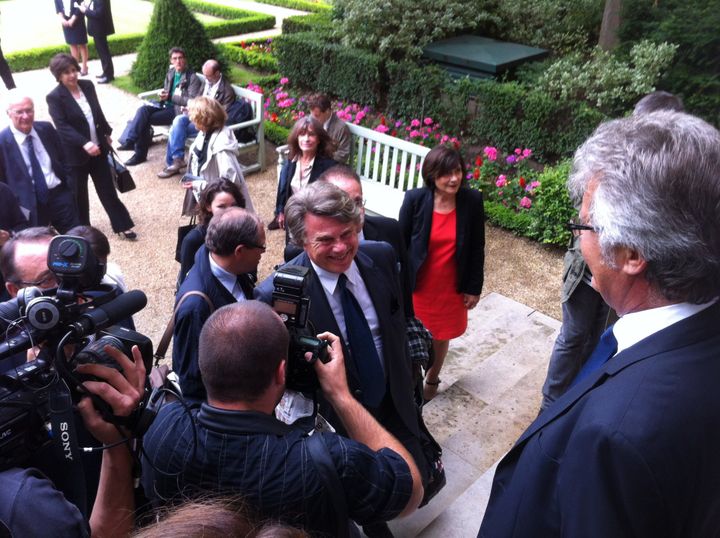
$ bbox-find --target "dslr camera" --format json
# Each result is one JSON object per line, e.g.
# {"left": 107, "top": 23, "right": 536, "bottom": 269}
{"left": 0, "top": 235, "right": 151, "bottom": 470}
{"left": 271, "top": 266, "right": 329, "bottom": 392}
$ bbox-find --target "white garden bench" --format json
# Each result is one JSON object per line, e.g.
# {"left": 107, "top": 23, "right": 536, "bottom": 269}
{"left": 138, "top": 75, "right": 266, "bottom": 173}
{"left": 276, "top": 122, "right": 430, "bottom": 219}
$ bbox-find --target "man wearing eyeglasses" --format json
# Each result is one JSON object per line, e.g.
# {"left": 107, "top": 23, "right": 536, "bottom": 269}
{"left": 173, "top": 207, "right": 265, "bottom": 401}
{"left": 0, "top": 93, "right": 79, "bottom": 233}
{"left": 479, "top": 111, "right": 720, "bottom": 536}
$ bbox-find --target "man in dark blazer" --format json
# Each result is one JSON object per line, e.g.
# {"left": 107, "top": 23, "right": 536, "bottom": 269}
{"left": 173, "top": 208, "right": 264, "bottom": 401}
{"left": 119, "top": 46, "right": 202, "bottom": 166}
{"left": 0, "top": 94, "right": 79, "bottom": 233}
{"left": 158, "top": 59, "right": 245, "bottom": 178}
{"left": 479, "top": 111, "right": 720, "bottom": 537}
{"left": 256, "top": 182, "right": 428, "bottom": 484}
{"left": 79, "top": 0, "right": 114, "bottom": 83}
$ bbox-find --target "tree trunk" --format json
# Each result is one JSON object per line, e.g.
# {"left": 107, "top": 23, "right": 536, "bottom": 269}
{"left": 599, "top": 0, "right": 622, "bottom": 51}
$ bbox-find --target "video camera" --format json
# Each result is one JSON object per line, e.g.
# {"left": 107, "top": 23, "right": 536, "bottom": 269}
{"left": 271, "top": 266, "right": 329, "bottom": 393}
{"left": 0, "top": 235, "right": 151, "bottom": 471}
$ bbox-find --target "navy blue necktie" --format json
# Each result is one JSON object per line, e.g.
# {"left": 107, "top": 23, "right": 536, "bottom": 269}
{"left": 570, "top": 326, "right": 618, "bottom": 388}
{"left": 25, "top": 135, "right": 49, "bottom": 205}
{"left": 337, "top": 273, "right": 385, "bottom": 408}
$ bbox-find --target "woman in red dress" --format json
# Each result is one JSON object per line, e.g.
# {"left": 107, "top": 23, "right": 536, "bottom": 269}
{"left": 400, "top": 145, "right": 485, "bottom": 401}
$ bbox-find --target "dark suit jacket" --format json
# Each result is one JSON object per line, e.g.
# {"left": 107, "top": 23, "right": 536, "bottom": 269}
{"left": 173, "top": 246, "right": 252, "bottom": 401}
{"left": 163, "top": 68, "right": 203, "bottom": 115}
{"left": 46, "top": 79, "right": 112, "bottom": 167}
{"left": 399, "top": 187, "right": 485, "bottom": 296}
{"left": 0, "top": 122, "right": 73, "bottom": 225}
{"left": 479, "top": 301, "right": 720, "bottom": 537}
{"left": 0, "top": 181, "right": 28, "bottom": 231}
{"left": 276, "top": 156, "right": 336, "bottom": 215}
{"left": 84, "top": 0, "right": 114, "bottom": 37}
{"left": 255, "top": 241, "right": 419, "bottom": 438}
{"left": 208, "top": 75, "right": 236, "bottom": 109}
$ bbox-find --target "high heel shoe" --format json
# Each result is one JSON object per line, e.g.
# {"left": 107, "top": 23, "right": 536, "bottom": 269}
{"left": 80, "top": 69, "right": 89, "bottom": 76}
{"left": 118, "top": 230, "right": 137, "bottom": 240}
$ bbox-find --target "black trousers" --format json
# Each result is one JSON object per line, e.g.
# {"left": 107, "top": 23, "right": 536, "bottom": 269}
{"left": 72, "top": 154, "right": 133, "bottom": 233}
{"left": 92, "top": 33, "right": 114, "bottom": 79}
{"left": 36, "top": 184, "right": 80, "bottom": 233}
{"left": 126, "top": 105, "right": 175, "bottom": 158}
{"left": 0, "top": 40, "right": 15, "bottom": 90}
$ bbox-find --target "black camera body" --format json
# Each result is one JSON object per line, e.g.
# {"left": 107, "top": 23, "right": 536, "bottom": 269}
{"left": 271, "top": 266, "right": 329, "bottom": 393}
{"left": 0, "top": 235, "right": 150, "bottom": 470}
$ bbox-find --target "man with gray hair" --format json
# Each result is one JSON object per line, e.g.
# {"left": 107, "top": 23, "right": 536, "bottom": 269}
{"left": 479, "top": 111, "right": 720, "bottom": 536}
{"left": 173, "top": 206, "right": 265, "bottom": 400}
{"left": 255, "top": 182, "right": 431, "bottom": 503}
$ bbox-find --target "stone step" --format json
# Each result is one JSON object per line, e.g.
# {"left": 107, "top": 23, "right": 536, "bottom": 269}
{"left": 386, "top": 293, "right": 559, "bottom": 537}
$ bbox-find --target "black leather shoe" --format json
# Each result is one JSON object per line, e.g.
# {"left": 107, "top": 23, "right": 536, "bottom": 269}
{"left": 117, "top": 141, "right": 134, "bottom": 151}
{"left": 125, "top": 154, "right": 146, "bottom": 166}
{"left": 118, "top": 230, "right": 137, "bottom": 241}
{"left": 97, "top": 76, "right": 113, "bottom": 84}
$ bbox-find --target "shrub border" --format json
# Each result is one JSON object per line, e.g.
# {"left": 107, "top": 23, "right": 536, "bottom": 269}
{"left": 253, "top": 0, "right": 331, "bottom": 13}
{"left": 5, "top": 0, "right": 275, "bottom": 73}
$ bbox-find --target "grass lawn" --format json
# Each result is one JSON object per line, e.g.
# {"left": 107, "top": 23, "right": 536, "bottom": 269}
{"left": 0, "top": 0, "right": 220, "bottom": 54}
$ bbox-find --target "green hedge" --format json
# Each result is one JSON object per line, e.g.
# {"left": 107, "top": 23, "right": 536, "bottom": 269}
{"left": 264, "top": 121, "right": 290, "bottom": 146}
{"left": 6, "top": 0, "right": 274, "bottom": 74}
{"left": 219, "top": 42, "right": 278, "bottom": 72}
{"left": 275, "top": 32, "right": 382, "bottom": 106}
{"left": 254, "top": 0, "right": 331, "bottom": 13}
{"left": 484, "top": 202, "right": 534, "bottom": 236}
{"left": 526, "top": 161, "right": 575, "bottom": 245}
{"left": 281, "top": 12, "right": 332, "bottom": 34}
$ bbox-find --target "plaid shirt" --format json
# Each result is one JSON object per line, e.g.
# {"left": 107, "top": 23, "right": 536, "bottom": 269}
{"left": 142, "top": 402, "right": 413, "bottom": 536}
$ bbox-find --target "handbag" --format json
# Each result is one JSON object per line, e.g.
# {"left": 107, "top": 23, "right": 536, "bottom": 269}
{"left": 175, "top": 215, "right": 196, "bottom": 263}
{"left": 108, "top": 148, "right": 136, "bottom": 193}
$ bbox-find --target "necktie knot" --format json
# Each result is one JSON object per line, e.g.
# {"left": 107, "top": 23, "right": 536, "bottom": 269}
{"left": 570, "top": 326, "right": 618, "bottom": 388}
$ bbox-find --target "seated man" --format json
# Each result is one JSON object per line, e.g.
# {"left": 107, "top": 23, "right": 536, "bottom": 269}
{"left": 158, "top": 59, "right": 249, "bottom": 178}
{"left": 308, "top": 93, "right": 352, "bottom": 164}
{"left": 119, "top": 47, "right": 202, "bottom": 166}
{"left": 143, "top": 301, "right": 423, "bottom": 535}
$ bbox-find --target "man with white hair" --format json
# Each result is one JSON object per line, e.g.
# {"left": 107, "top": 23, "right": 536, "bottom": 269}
{"left": 479, "top": 111, "right": 720, "bottom": 536}
{"left": 0, "top": 92, "right": 78, "bottom": 231}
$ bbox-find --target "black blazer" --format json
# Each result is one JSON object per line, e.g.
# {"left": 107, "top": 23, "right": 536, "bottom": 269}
{"left": 256, "top": 242, "right": 420, "bottom": 439}
{"left": 276, "top": 155, "right": 336, "bottom": 214}
{"left": 84, "top": 0, "right": 115, "bottom": 37}
{"left": 399, "top": 186, "right": 485, "bottom": 296}
{"left": 46, "top": 79, "right": 112, "bottom": 167}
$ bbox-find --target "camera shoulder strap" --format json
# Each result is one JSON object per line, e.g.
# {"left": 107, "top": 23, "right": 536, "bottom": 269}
{"left": 48, "top": 379, "right": 87, "bottom": 518}
{"left": 306, "top": 432, "right": 355, "bottom": 538}
{"left": 154, "top": 291, "right": 214, "bottom": 365}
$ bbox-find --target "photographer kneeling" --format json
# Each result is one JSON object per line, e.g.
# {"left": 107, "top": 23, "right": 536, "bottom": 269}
{"left": 142, "top": 301, "right": 423, "bottom": 535}
{"left": 0, "top": 344, "right": 146, "bottom": 537}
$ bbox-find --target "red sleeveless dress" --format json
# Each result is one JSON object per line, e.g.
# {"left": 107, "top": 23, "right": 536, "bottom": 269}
{"left": 412, "top": 209, "right": 467, "bottom": 340}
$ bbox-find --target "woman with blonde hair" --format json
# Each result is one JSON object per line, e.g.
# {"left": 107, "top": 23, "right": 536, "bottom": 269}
{"left": 182, "top": 96, "right": 254, "bottom": 214}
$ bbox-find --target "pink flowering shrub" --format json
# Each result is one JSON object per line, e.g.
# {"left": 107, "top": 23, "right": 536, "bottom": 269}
{"left": 468, "top": 146, "right": 540, "bottom": 212}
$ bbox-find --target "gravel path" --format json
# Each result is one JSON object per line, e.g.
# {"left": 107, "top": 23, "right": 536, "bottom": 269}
{"left": 6, "top": 53, "right": 564, "bottom": 351}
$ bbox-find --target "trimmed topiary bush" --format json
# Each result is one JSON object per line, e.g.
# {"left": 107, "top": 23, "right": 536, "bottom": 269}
{"left": 256, "top": 0, "right": 331, "bottom": 12}
{"left": 131, "top": 0, "right": 220, "bottom": 89}
{"left": 282, "top": 12, "right": 332, "bottom": 34}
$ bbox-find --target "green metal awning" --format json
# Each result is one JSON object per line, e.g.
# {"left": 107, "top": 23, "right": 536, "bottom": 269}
{"left": 423, "top": 35, "right": 548, "bottom": 78}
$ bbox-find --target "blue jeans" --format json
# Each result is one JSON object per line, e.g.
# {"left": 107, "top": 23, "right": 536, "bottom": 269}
{"left": 166, "top": 114, "right": 198, "bottom": 166}
{"left": 541, "top": 280, "right": 609, "bottom": 409}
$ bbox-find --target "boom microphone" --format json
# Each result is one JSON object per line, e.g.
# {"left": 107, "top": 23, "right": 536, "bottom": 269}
{"left": 71, "top": 290, "right": 147, "bottom": 338}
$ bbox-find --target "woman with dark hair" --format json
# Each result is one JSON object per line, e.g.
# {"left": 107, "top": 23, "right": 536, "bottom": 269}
{"left": 399, "top": 145, "right": 485, "bottom": 402}
{"left": 181, "top": 96, "right": 253, "bottom": 215}
{"left": 269, "top": 116, "right": 336, "bottom": 230}
{"left": 178, "top": 179, "right": 245, "bottom": 285}
{"left": 54, "top": 0, "right": 89, "bottom": 76}
{"left": 46, "top": 53, "right": 136, "bottom": 240}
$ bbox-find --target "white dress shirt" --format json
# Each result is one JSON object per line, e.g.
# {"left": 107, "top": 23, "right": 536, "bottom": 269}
{"left": 310, "top": 259, "right": 385, "bottom": 370}
{"left": 614, "top": 299, "right": 717, "bottom": 354}
{"left": 10, "top": 125, "right": 61, "bottom": 190}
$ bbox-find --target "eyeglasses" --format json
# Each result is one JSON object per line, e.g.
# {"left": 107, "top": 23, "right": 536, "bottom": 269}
{"left": 245, "top": 243, "right": 266, "bottom": 252}
{"left": 8, "top": 107, "right": 34, "bottom": 116}
{"left": 11, "top": 272, "right": 56, "bottom": 289}
{"left": 353, "top": 197, "right": 366, "bottom": 208}
{"left": 566, "top": 219, "right": 597, "bottom": 237}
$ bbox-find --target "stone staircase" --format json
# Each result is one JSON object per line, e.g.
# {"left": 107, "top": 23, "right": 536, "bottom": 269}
{"left": 388, "top": 293, "right": 560, "bottom": 537}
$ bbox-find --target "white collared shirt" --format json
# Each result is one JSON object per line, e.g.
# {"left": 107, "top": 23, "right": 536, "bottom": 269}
{"left": 10, "top": 126, "right": 62, "bottom": 190}
{"left": 614, "top": 299, "right": 717, "bottom": 354}
{"left": 209, "top": 253, "right": 246, "bottom": 302}
{"left": 203, "top": 75, "right": 222, "bottom": 98}
{"left": 310, "top": 259, "right": 384, "bottom": 369}
{"left": 290, "top": 156, "right": 314, "bottom": 195}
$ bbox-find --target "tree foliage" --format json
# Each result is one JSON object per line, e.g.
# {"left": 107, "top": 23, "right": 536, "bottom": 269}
{"left": 131, "top": 0, "right": 218, "bottom": 89}
{"left": 331, "top": 0, "right": 496, "bottom": 62}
